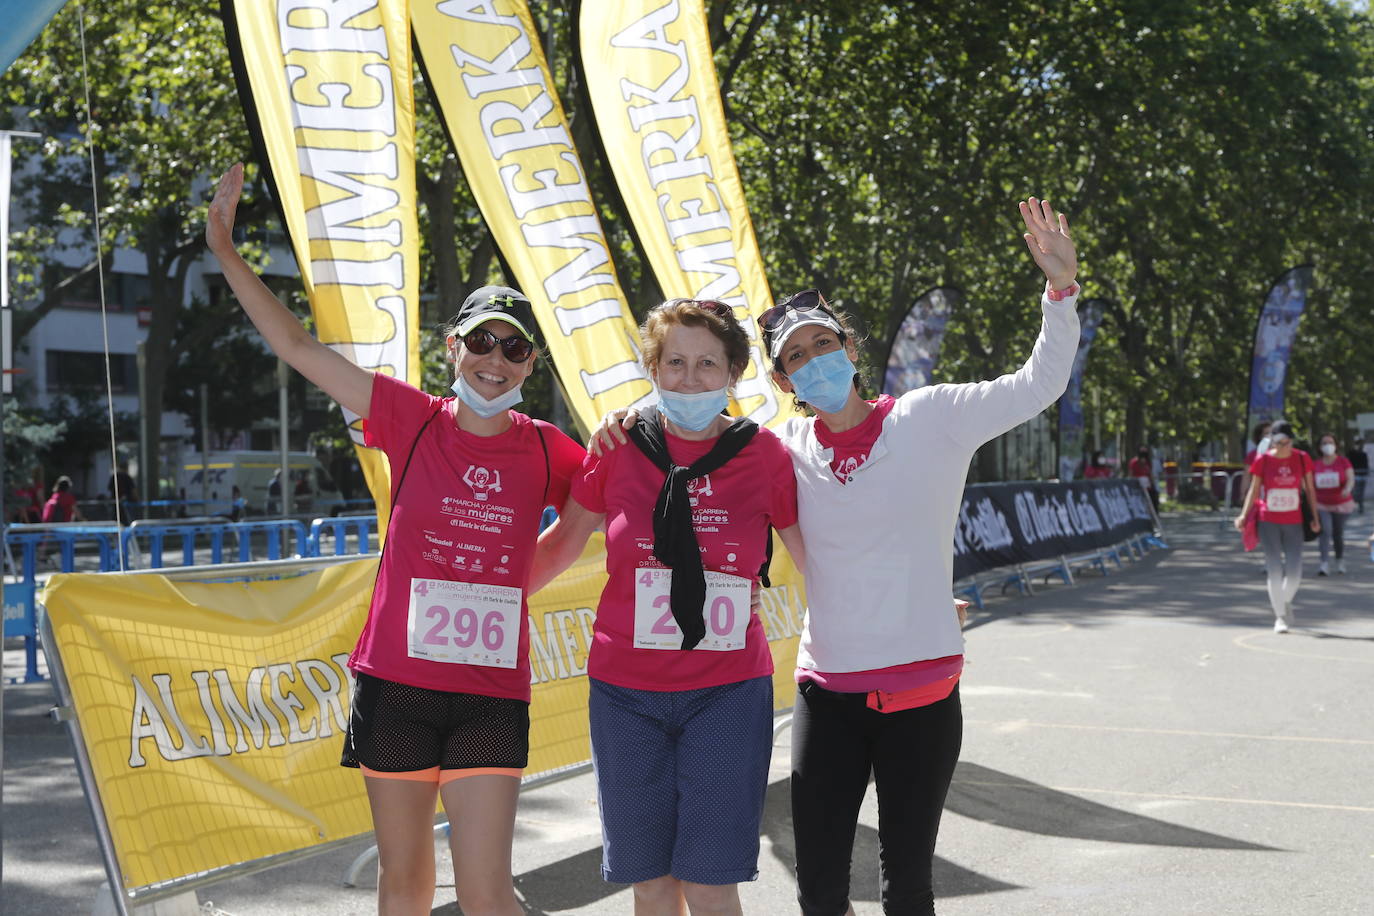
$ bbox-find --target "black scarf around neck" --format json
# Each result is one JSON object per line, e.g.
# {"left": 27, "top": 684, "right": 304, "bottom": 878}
{"left": 627, "top": 413, "right": 759, "bottom": 649}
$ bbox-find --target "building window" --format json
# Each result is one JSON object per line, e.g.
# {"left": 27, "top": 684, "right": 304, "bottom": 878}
{"left": 46, "top": 350, "right": 138, "bottom": 393}
{"left": 52, "top": 268, "right": 150, "bottom": 312}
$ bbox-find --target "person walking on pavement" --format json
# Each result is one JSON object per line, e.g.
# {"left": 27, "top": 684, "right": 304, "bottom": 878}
{"left": 207, "top": 162, "right": 586, "bottom": 916}
{"left": 1128, "top": 445, "right": 1160, "bottom": 512}
{"left": 1312, "top": 432, "right": 1355, "bottom": 575}
{"left": 1234, "top": 421, "right": 1320, "bottom": 633}
{"left": 1346, "top": 437, "right": 1368, "bottom": 513}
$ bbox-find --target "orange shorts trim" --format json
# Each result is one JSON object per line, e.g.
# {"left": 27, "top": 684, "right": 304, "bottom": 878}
{"left": 438, "top": 767, "right": 522, "bottom": 785}
{"left": 359, "top": 765, "right": 523, "bottom": 785}
{"left": 360, "top": 765, "right": 440, "bottom": 783}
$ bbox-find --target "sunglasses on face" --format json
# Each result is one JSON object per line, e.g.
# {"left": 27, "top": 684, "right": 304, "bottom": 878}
{"left": 463, "top": 328, "right": 534, "bottom": 363}
{"left": 758, "top": 289, "right": 831, "bottom": 333}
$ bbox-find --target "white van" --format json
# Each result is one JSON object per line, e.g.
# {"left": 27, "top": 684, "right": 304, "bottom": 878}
{"left": 179, "top": 451, "right": 346, "bottom": 517}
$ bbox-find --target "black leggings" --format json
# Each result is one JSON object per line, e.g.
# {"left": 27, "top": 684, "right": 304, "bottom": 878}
{"left": 791, "top": 681, "right": 962, "bottom": 916}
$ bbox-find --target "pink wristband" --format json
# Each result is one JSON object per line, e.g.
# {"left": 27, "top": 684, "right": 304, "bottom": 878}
{"left": 1046, "top": 282, "right": 1080, "bottom": 301}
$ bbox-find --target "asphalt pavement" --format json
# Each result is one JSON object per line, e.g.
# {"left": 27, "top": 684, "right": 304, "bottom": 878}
{"left": 3, "top": 510, "right": 1372, "bottom": 915}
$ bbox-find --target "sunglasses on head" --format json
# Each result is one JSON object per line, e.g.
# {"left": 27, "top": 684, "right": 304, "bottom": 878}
{"left": 669, "top": 298, "right": 735, "bottom": 319}
{"left": 463, "top": 327, "right": 534, "bottom": 363}
{"left": 758, "top": 289, "right": 831, "bottom": 333}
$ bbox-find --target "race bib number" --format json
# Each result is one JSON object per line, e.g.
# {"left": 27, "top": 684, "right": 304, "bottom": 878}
{"left": 406, "top": 578, "right": 521, "bottom": 668}
{"left": 633, "top": 568, "right": 751, "bottom": 652}
{"left": 1266, "top": 488, "right": 1300, "bottom": 513}
{"left": 1314, "top": 470, "right": 1340, "bottom": 489}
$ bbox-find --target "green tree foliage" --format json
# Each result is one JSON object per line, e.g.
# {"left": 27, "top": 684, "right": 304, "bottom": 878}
{"left": 0, "top": 1, "right": 254, "bottom": 486}
{"left": 4, "top": 0, "right": 1372, "bottom": 482}
{"left": 714, "top": 0, "right": 1374, "bottom": 461}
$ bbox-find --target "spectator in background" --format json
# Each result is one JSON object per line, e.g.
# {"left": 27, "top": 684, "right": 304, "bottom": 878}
{"left": 41, "top": 476, "right": 85, "bottom": 524}
{"left": 267, "top": 468, "right": 283, "bottom": 515}
{"left": 1347, "top": 438, "right": 1368, "bottom": 513}
{"left": 12, "top": 469, "right": 43, "bottom": 524}
{"left": 1246, "top": 422, "right": 1273, "bottom": 466}
{"left": 1313, "top": 432, "right": 1355, "bottom": 575}
{"left": 1083, "top": 450, "right": 1112, "bottom": 479}
{"left": 107, "top": 464, "right": 136, "bottom": 525}
{"left": 1128, "top": 446, "right": 1160, "bottom": 512}
{"left": 230, "top": 485, "right": 247, "bottom": 522}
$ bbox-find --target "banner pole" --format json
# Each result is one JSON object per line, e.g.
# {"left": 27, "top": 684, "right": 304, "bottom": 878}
{"left": 38, "top": 607, "right": 132, "bottom": 916}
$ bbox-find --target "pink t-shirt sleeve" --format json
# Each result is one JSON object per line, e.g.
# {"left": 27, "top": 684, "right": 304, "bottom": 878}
{"left": 362, "top": 372, "right": 441, "bottom": 456}
{"left": 533, "top": 421, "right": 587, "bottom": 513}
{"left": 763, "top": 431, "right": 799, "bottom": 529}
{"left": 570, "top": 448, "right": 613, "bottom": 514}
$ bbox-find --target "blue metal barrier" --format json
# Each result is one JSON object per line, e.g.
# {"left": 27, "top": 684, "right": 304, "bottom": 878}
{"left": 4, "top": 524, "right": 122, "bottom": 682}
{"left": 4, "top": 518, "right": 374, "bottom": 682}
{"left": 229, "top": 519, "right": 311, "bottom": 562}
{"left": 308, "top": 516, "right": 376, "bottom": 557}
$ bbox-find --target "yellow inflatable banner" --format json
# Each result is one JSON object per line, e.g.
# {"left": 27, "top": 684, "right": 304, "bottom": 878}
{"left": 42, "top": 543, "right": 805, "bottom": 892}
{"left": 222, "top": 0, "right": 422, "bottom": 520}
{"left": 412, "top": 0, "right": 654, "bottom": 434}
{"left": 577, "top": 0, "right": 801, "bottom": 430}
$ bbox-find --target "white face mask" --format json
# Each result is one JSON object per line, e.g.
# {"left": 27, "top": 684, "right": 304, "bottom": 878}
{"left": 1321, "top": 443, "right": 1337, "bottom": 456}
{"left": 451, "top": 374, "right": 523, "bottom": 418}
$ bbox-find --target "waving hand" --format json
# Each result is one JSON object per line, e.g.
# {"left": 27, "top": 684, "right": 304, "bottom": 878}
{"left": 1019, "top": 198, "right": 1077, "bottom": 291}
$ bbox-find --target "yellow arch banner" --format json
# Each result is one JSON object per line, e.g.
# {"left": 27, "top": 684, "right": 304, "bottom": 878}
{"left": 412, "top": 0, "right": 655, "bottom": 434}
{"left": 577, "top": 0, "right": 802, "bottom": 429}
{"left": 223, "top": 0, "right": 422, "bottom": 522}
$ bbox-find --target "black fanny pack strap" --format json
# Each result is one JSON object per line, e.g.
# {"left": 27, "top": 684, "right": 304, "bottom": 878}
{"left": 535, "top": 420, "right": 550, "bottom": 508}
{"left": 374, "top": 406, "right": 443, "bottom": 575}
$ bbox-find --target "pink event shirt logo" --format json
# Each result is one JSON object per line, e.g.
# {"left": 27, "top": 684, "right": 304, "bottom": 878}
{"left": 462, "top": 465, "right": 503, "bottom": 502}
{"left": 686, "top": 475, "right": 713, "bottom": 506}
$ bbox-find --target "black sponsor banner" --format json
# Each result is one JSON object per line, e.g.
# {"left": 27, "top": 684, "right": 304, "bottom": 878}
{"left": 953, "top": 479, "right": 1156, "bottom": 580}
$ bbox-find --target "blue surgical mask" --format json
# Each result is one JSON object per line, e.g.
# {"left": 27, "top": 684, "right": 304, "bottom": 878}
{"left": 788, "top": 349, "right": 856, "bottom": 414}
{"left": 657, "top": 386, "right": 729, "bottom": 432}
{"left": 452, "top": 374, "right": 523, "bottom": 419}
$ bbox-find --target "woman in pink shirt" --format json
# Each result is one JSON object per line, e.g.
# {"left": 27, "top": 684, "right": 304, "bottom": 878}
{"left": 533, "top": 300, "right": 805, "bottom": 915}
{"left": 208, "top": 164, "right": 584, "bottom": 916}
{"left": 1311, "top": 431, "right": 1355, "bottom": 575}
{"left": 1233, "top": 421, "right": 1320, "bottom": 632}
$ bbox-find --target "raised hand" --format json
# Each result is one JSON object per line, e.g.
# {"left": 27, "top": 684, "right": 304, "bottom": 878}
{"left": 1019, "top": 197, "right": 1077, "bottom": 291}
{"left": 206, "top": 163, "right": 245, "bottom": 255}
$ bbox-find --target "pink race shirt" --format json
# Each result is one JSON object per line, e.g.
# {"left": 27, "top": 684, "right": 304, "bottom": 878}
{"left": 41, "top": 491, "right": 77, "bottom": 523}
{"left": 348, "top": 373, "right": 585, "bottom": 701}
{"left": 571, "top": 425, "right": 799, "bottom": 691}
{"left": 1312, "top": 455, "right": 1352, "bottom": 506}
{"left": 1250, "top": 450, "right": 1313, "bottom": 525}
{"left": 813, "top": 395, "right": 897, "bottom": 484}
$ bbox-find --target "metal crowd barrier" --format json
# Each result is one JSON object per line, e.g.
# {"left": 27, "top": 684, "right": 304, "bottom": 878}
{"left": 2, "top": 516, "right": 377, "bottom": 684}
{"left": 307, "top": 516, "right": 375, "bottom": 557}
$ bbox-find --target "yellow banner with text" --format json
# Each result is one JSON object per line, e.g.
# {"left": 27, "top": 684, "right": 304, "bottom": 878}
{"left": 224, "top": 0, "right": 423, "bottom": 521}
{"left": 41, "top": 540, "right": 805, "bottom": 892}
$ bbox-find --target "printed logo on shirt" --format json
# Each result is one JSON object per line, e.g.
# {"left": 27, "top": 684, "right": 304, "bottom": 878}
{"left": 686, "top": 475, "right": 713, "bottom": 506}
{"left": 831, "top": 452, "right": 868, "bottom": 485}
{"left": 462, "top": 465, "right": 503, "bottom": 501}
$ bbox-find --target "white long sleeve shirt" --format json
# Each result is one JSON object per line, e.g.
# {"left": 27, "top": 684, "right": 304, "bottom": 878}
{"left": 780, "top": 291, "right": 1081, "bottom": 672}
